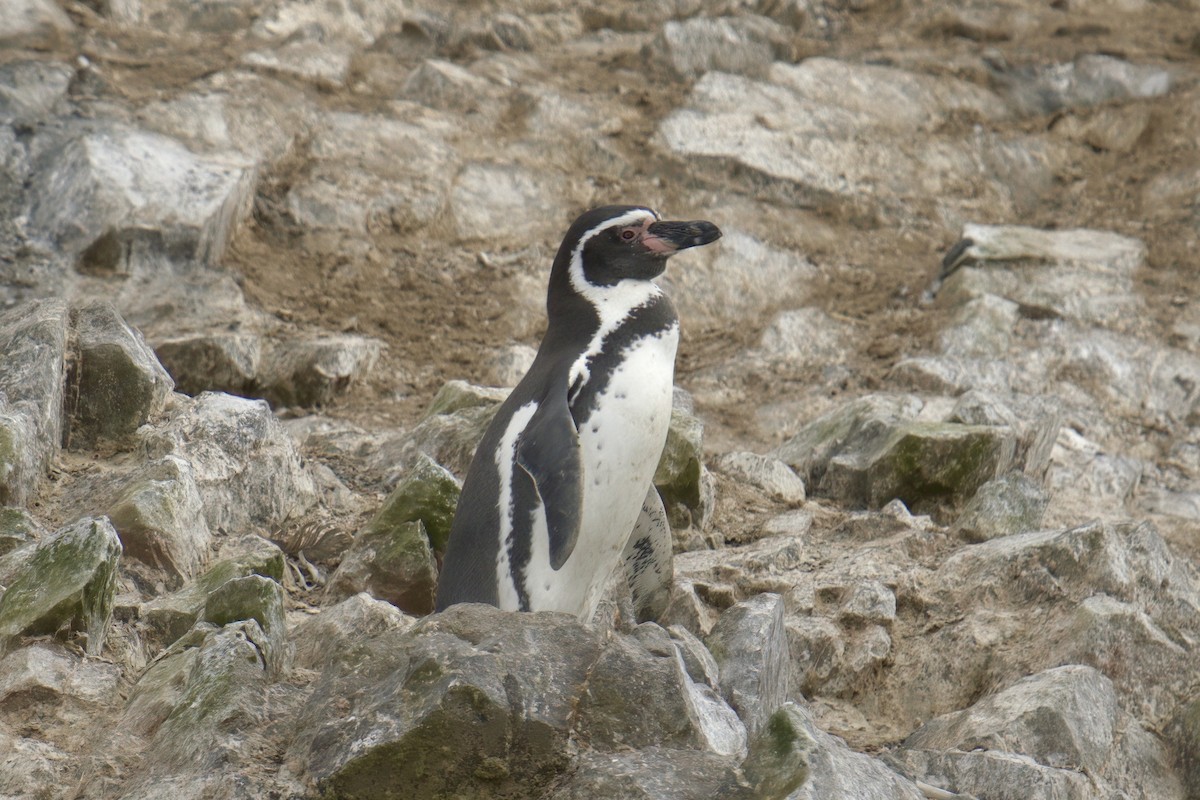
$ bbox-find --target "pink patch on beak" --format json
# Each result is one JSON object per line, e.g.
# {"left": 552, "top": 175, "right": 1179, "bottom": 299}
{"left": 641, "top": 234, "right": 678, "bottom": 255}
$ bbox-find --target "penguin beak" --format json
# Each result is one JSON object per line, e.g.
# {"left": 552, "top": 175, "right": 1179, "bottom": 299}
{"left": 643, "top": 220, "right": 722, "bottom": 255}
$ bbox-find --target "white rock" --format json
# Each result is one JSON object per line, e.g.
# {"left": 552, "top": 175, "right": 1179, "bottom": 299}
{"left": 26, "top": 124, "right": 256, "bottom": 266}
{"left": 716, "top": 451, "right": 806, "bottom": 503}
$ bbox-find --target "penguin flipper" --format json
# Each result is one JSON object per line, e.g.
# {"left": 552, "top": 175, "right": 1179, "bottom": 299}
{"left": 622, "top": 486, "right": 673, "bottom": 623}
{"left": 515, "top": 398, "right": 583, "bottom": 570}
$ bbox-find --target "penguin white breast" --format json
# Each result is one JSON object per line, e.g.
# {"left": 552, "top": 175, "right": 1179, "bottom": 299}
{"left": 525, "top": 323, "right": 680, "bottom": 617}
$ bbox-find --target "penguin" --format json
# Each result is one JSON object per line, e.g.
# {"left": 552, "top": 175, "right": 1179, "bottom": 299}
{"left": 435, "top": 205, "right": 721, "bottom": 621}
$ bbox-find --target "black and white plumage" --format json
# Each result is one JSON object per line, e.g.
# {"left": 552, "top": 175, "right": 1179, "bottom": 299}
{"left": 435, "top": 205, "right": 721, "bottom": 620}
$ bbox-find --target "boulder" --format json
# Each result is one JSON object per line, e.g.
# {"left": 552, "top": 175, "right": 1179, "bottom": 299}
{"left": 139, "top": 392, "right": 319, "bottom": 534}
{"left": 0, "top": 299, "right": 69, "bottom": 506}
{"left": 326, "top": 519, "right": 439, "bottom": 615}
{"left": 140, "top": 536, "right": 285, "bottom": 648}
{"left": 152, "top": 332, "right": 262, "bottom": 399}
{"left": 936, "top": 224, "right": 1147, "bottom": 327}
{"left": 953, "top": 472, "right": 1049, "bottom": 542}
{"left": 256, "top": 334, "right": 383, "bottom": 408}
{"left": 999, "top": 55, "right": 1171, "bottom": 117}
{"left": 291, "top": 593, "right": 413, "bottom": 671}
{"left": 200, "top": 575, "right": 288, "bottom": 678}
{"left": 820, "top": 421, "right": 1017, "bottom": 512}
{"left": 650, "top": 15, "right": 796, "bottom": 80}
{"left": 25, "top": 123, "right": 256, "bottom": 266}
{"left": 65, "top": 301, "right": 174, "bottom": 450}
{"left": 451, "top": 162, "right": 568, "bottom": 243}
{"left": 371, "top": 453, "right": 461, "bottom": 556}
{"left": 105, "top": 455, "right": 211, "bottom": 580}
{"left": 290, "top": 605, "right": 751, "bottom": 799}
{"left": 0, "top": 516, "right": 122, "bottom": 656}
{"left": 705, "top": 594, "right": 791, "bottom": 736}
{"left": 893, "top": 665, "right": 1182, "bottom": 799}
{"left": 285, "top": 111, "right": 456, "bottom": 235}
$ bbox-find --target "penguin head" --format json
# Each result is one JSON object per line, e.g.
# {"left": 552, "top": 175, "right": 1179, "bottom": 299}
{"left": 558, "top": 205, "right": 722, "bottom": 289}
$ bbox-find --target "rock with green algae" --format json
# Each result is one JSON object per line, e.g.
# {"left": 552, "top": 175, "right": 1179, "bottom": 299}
{"left": 290, "top": 604, "right": 754, "bottom": 800}
{"left": 138, "top": 621, "right": 269, "bottom": 775}
{"left": 0, "top": 516, "right": 121, "bottom": 656}
{"left": 371, "top": 452, "right": 461, "bottom": 556}
{"left": 255, "top": 333, "right": 383, "bottom": 408}
{"left": 822, "top": 421, "right": 1017, "bottom": 512}
{"left": 0, "top": 299, "right": 70, "bottom": 506}
{"left": 953, "top": 471, "right": 1049, "bottom": 543}
{"left": 200, "top": 574, "right": 288, "bottom": 678}
{"left": 325, "top": 519, "right": 438, "bottom": 615}
{"left": 140, "top": 535, "right": 284, "bottom": 647}
{"left": 105, "top": 455, "right": 211, "bottom": 580}
{"left": 378, "top": 380, "right": 508, "bottom": 480}
{"left": 64, "top": 301, "right": 174, "bottom": 450}
{"left": 774, "top": 394, "right": 924, "bottom": 487}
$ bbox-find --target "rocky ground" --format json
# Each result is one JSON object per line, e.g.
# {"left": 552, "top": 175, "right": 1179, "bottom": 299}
{"left": 1, "top": 0, "right": 1199, "bottom": 797}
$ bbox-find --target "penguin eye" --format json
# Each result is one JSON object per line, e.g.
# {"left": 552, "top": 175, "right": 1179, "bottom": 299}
{"left": 620, "top": 229, "right": 636, "bottom": 241}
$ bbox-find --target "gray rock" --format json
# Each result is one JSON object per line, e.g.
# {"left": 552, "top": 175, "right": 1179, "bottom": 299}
{"left": 451, "top": 162, "right": 568, "bottom": 242}
{"left": 486, "top": 343, "right": 537, "bottom": 387}
{"left": 782, "top": 702, "right": 924, "bottom": 799}
{"left": 548, "top": 747, "right": 739, "bottom": 800}
{"left": 716, "top": 452, "right": 806, "bottom": 504}
{"left": 291, "top": 605, "right": 755, "bottom": 798}
{"left": 142, "top": 621, "right": 269, "bottom": 773}
{"left": 650, "top": 15, "right": 796, "bottom": 80}
{"left": 0, "top": 507, "right": 38, "bottom": 557}
{"left": 139, "top": 392, "right": 319, "bottom": 535}
{"left": 65, "top": 301, "right": 174, "bottom": 449}
{"left": 285, "top": 111, "right": 456, "bottom": 235}
{"left": 153, "top": 332, "right": 261, "bottom": 398}
{"left": 373, "top": 380, "right": 508, "bottom": 479}
{"left": 999, "top": 55, "right": 1171, "bottom": 117}
{"left": 897, "top": 664, "right": 1182, "bottom": 799}
{"left": 326, "top": 519, "right": 438, "bottom": 615}
{"left": 669, "top": 624, "right": 721, "bottom": 690}
{"left": 1052, "top": 104, "right": 1152, "bottom": 154}
{"left": 937, "top": 224, "right": 1147, "bottom": 326}
{"left": 0, "top": 641, "right": 121, "bottom": 711}
{"left": 1044, "top": 427, "right": 1142, "bottom": 525}
{"left": 736, "top": 704, "right": 812, "bottom": 800}
{"left": 820, "top": 421, "right": 1017, "bottom": 512}
{"left": 657, "top": 61, "right": 1054, "bottom": 220}
{"left": 0, "top": 60, "right": 72, "bottom": 126}
{"left": 658, "top": 229, "right": 817, "bottom": 331}
{"left": 0, "top": 0, "right": 73, "bottom": 42}
{"left": 140, "top": 535, "right": 285, "bottom": 647}
{"left": 655, "top": 406, "right": 711, "bottom": 528}
{"left": 0, "top": 732, "right": 71, "bottom": 798}
{"left": 754, "top": 308, "right": 856, "bottom": 369}
{"left": 25, "top": 123, "right": 256, "bottom": 266}
{"left": 904, "top": 666, "right": 1118, "bottom": 773}
{"left": 290, "top": 593, "right": 413, "bottom": 671}
{"left": 953, "top": 472, "right": 1049, "bottom": 542}
{"left": 200, "top": 575, "right": 288, "bottom": 678}
{"left": 402, "top": 59, "right": 498, "bottom": 112}
{"left": 583, "top": 623, "right": 747, "bottom": 756}
{"left": 837, "top": 581, "right": 896, "bottom": 627}
{"left": 256, "top": 333, "right": 383, "bottom": 408}
{"left": 105, "top": 455, "right": 211, "bottom": 580}
{"left": 888, "top": 748, "right": 1093, "bottom": 800}
{"left": 0, "top": 516, "right": 121, "bottom": 656}
{"left": 0, "top": 299, "right": 69, "bottom": 506}
{"left": 706, "top": 594, "right": 791, "bottom": 736}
